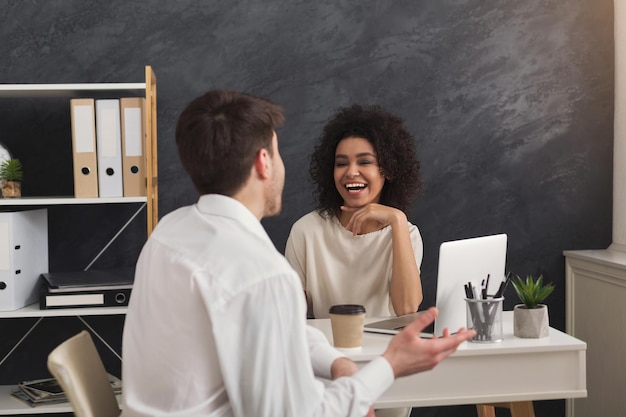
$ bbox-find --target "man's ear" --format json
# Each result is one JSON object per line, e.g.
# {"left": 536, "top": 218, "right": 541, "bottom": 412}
{"left": 254, "top": 148, "right": 271, "bottom": 180}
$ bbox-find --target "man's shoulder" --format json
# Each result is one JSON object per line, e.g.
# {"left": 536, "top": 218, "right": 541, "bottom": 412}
{"left": 196, "top": 248, "right": 301, "bottom": 309}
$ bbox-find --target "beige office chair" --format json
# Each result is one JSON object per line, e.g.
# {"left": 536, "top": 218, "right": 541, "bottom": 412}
{"left": 47, "top": 330, "right": 121, "bottom": 417}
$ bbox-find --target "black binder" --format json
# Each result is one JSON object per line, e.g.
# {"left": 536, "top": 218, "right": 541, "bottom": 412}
{"left": 39, "top": 268, "right": 134, "bottom": 309}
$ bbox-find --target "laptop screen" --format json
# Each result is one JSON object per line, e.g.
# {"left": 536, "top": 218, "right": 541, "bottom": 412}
{"left": 433, "top": 233, "right": 507, "bottom": 336}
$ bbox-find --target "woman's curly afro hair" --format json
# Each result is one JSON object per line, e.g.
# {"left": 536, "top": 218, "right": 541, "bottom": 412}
{"left": 310, "top": 104, "right": 422, "bottom": 218}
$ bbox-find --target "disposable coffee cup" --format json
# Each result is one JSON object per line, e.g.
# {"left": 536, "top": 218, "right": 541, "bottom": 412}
{"left": 329, "top": 304, "right": 366, "bottom": 349}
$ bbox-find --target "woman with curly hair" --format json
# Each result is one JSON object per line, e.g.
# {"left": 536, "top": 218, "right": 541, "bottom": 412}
{"left": 285, "top": 104, "right": 424, "bottom": 321}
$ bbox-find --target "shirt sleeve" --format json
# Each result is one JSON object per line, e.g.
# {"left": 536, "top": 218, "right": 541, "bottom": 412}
{"left": 307, "top": 324, "right": 344, "bottom": 379}
{"left": 207, "top": 273, "right": 394, "bottom": 417}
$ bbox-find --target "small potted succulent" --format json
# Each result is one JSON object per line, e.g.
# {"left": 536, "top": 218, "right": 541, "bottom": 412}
{"left": 511, "top": 274, "right": 555, "bottom": 338}
{"left": 0, "top": 158, "right": 23, "bottom": 198}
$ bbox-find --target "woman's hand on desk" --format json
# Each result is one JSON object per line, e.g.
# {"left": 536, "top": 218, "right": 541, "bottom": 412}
{"left": 382, "top": 307, "right": 476, "bottom": 379}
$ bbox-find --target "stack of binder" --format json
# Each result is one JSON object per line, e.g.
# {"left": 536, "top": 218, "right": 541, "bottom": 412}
{"left": 70, "top": 97, "right": 146, "bottom": 198}
{"left": 39, "top": 268, "right": 134, "bottom": 309}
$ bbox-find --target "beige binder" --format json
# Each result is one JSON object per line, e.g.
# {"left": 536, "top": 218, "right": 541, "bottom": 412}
{"left": 70, "top": 99, "right": 99, "bottom": 198}
{"left": 120, "top": 97, "right": 146, "bottom": 197}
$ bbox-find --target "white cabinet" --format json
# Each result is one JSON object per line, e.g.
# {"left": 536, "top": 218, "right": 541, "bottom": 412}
{"left": 0, "top": 66, "right": 158, "bottom": 414}
{"left": 564, "top": 249, "right": 626, "bottom": 417}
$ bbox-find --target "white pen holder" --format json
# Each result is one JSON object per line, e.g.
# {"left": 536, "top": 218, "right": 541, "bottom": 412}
{"left": 465, "top": 297, "right": 504, "bottom": 343}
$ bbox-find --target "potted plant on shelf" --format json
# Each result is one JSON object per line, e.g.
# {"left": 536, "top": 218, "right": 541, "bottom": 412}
{"left": 512, "top": 274, "right": 555, "bottom": 338}
{"left": 0, "top": 158, "right": 23, "bottom": 198}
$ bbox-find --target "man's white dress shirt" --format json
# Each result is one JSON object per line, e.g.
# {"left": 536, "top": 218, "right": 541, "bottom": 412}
{"left": 121, "top": 195, "right": 394, "bottom": 417}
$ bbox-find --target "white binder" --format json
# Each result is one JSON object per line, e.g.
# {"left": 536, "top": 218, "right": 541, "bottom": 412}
{"left": 0, "top": 209, "right": 49, "bottom": 311}
{"left": 95, "top": 99, "right": 123, "bottom": 197}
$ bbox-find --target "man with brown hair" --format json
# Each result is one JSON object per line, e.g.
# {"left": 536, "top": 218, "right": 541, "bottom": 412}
{"left": 121, "top": 89, "right": 475, "bottom": 417}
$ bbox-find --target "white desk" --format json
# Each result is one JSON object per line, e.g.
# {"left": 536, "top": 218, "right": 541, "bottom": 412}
{"left": 308, "top": 311, "right": 587, "bottom": 410}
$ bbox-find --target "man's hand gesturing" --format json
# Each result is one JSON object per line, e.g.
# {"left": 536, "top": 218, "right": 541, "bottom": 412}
{"left": 382, "top": 307, "right": 476, "bottom": 378}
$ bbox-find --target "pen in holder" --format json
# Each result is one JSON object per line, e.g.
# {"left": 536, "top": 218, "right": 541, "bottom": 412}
{"left": 465, "top": 297, "right": 504, "bottom": 343}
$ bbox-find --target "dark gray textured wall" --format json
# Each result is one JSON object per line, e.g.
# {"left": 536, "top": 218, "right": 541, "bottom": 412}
{"left": 0, "top": 1, "right": 614, "bottom": 416}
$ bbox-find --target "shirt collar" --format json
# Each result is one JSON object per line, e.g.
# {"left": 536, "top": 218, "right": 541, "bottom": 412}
{"left": 195, "top": 194, "right": 272, "bottom": 243}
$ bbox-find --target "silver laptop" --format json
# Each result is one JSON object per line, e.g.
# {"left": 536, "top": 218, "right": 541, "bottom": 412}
{"left": 364, "top": 233, "right": 508, "bottom": 337}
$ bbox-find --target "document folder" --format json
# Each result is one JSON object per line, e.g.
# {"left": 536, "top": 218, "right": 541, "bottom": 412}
{"left": 41, "top": 268, "right": 134, "bottom": 289}
{"left": 0, "top": 210, "right": 49, "bottom": 311}
{"left": 70, "top": 99, "right": 99, "bottom": 198}
{"left": 120, "top": 97, "right": 146, "bottom": 197}
{"left": 95, "top": 99, "right": 123, "bottom": 197}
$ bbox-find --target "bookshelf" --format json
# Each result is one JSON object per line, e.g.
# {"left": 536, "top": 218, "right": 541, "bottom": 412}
{"left": 0, "top": 66, "right": 158, "bottom": 234}
{"left": 0, "top": 66, "right": 157, "bottom": 414}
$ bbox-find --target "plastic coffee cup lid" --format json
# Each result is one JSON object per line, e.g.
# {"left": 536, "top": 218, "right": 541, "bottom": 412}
{"left": 329, "top": 304, "right": 366, "bottom": 315}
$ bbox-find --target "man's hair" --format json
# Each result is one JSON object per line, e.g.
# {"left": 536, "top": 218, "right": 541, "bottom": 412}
{"left": 310, "top": 104, "right": 422, "bottom": 217}
{"left": 176, "top": 90, "right": 285, "bottom": 196}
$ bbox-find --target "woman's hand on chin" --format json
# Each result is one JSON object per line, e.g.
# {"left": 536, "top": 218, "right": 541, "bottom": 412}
{"left": 341, "top": 204, "right": 406, "bottom": 235}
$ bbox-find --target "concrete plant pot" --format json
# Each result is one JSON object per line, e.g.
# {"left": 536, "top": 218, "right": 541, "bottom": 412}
{"left": 513, "top": 304, "right": 549, "bottom": 338}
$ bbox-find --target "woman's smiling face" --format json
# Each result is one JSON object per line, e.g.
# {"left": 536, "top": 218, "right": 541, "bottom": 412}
{"left": 333, "top": 136, "right": 385, "bottom": 208}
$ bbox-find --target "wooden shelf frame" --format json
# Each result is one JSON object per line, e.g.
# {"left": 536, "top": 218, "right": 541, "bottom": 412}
{"left": 145, "top": 66, "right": 158, "bottom": 236}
